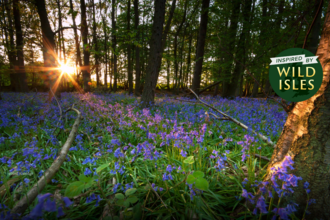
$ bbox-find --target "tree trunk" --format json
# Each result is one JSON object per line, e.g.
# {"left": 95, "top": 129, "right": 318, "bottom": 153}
{"left": 69, "top": 0, "right": 82, "bottom": 80}
{"left": 4, "top": 0, "right": 19, "bottom": 91}
{"left": 92, "top": 0, "right": 99, "bottom": 87}
{"left": 112, "top": 0, "right": 118, "bottom": 92}
{"left": 140, "top": 0, "right": 166, "bottom": 107}
{"left": 127, "top": 0, "right": 133, "bottom": 94}
{"left": 102, "top": 0, "right": 108, "bottom": 89}
{"left": 251, "top": 0, "right": 268, "bottom": 97}
{"left": 222, "top": 0, "right": 241, "bottom": 96}
{"left": 35, "top": 0, "right": 61, "bottom": 99}
{"left": 264, "top": 2, "right": 330, "bottom": 218}
{"left": 186, "top": 33, "right": 193, "bottom": 88}
{"left": 80, "top": 0, "right": 91, "bottom": 92}
{"left": 223, "top": 0, "right": 252, "bottom": 97}
{"left": 264, "top": 0, "right": 284, "bottom": 96}
{"left": 306, "top": 0, "right": 323, "bottom": 55}
{"left": 134, "top": 0, "right": 141, "bottom": 96}
{"left": 13, "top": 0, "right": 28, "bottom": 92}
{"left": 191, "top": 0, "right": 210, "bottom": 94}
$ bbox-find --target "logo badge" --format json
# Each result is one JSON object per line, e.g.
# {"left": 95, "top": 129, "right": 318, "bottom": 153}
{"left": 269, "top": 48, "right": 323, "bottom": 102}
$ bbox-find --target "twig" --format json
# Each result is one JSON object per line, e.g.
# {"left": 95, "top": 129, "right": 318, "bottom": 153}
{"left": 189, "top": 89, "right": 275, "bottom": 148}
{"left": 10, "top": 107, "right": 81, "bottom": 215}
{"left": 81, "top": 131, "right": 92, "bottom": 143}
{"left": 253, "top": 154, "right": 270, "bottom": 162}
{"left": 17, "top": 107, "right": 21, "bottom": 118}
{"left": 148, "top": 182, "right": 176, "bottom": 220}
{"left": 208, "top": 112, "right": 229, "bottom": 120}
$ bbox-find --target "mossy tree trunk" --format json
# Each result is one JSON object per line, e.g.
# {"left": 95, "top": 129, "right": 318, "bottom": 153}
{"left": 265, "top": 2, "right": 330, "bottom": 218}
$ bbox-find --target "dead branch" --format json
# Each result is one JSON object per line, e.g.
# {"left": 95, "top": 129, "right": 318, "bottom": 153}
{"left": 189, "top": 89, "right": 275, "bottom": 148}
{"left": 252, "top": 153, "right": 270, "bottom": 162}
{"left": 10, "top": 106, "right": 81, "bottom": 215}
{"left": 80, "top": 131, "right": 92, "bottom": 143}
{"left": 198, "top": 80, "right": 222, "bottom": 96}
{"left": 17, "top": 107, "right": 21, "bottom": 118}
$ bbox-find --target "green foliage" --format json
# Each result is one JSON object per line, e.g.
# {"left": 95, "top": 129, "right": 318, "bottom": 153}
{"left": 115, "top": 188, "right": 138, "bottom": 208}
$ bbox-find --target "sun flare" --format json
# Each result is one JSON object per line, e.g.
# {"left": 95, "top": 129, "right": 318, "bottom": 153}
{"left": 60, "top": 64, "right": 75, "bottom": 74}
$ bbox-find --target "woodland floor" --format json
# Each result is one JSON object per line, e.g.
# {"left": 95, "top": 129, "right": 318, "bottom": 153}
{"left": 0, "top": 92, "right": 289, "bottom": 220}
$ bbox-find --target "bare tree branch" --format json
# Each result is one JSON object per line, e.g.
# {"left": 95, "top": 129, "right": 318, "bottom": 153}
{"left": 11, "top": 106, "right": 81, "bottom": 215}
{"left": 189, "top": 89, "right": 275, "bottom": 148}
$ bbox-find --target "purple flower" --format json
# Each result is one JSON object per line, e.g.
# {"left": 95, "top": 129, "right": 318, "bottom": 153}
{"left": 62, "top": 197, "right": 73, "bottom": 207}
{"left": 84, "top": 168, "right": 92, "bottom": 176}
{"left": 166, "top": 165, "right": 173, "bottom": 173}
{"left": 256, "top": 196, "right": 268, "bottom": 213}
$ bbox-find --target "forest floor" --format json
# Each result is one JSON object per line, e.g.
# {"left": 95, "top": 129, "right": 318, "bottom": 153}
{"left": 0, "top": 92, "right": 296, "bottom": 220}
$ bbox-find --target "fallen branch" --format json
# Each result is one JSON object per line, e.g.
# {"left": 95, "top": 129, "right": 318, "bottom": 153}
{"left": 10, "top": 106, "right": 81, "bottom": 216}
{"left": 252, "top": 153, "right": 270, "bottom": 162}
{"left": 189, "top": 89, "right": 275, "bottom": 148}
{"left": 197, "top": 80, "right": 222, "bottom": 96}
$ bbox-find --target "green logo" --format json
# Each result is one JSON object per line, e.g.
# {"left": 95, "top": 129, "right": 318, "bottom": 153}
{"left": 269, "top": 48, "right": 323, "bottom": 102}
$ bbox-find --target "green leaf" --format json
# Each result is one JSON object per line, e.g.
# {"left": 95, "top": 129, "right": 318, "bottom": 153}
{"left": 126, "top": 196, "right": 138, "bottom": 204}
{"left": 96, "top": 163, "right": 110, "bottom": 173}
{"left": 65, "top": 181, "right": 85, "bottom": 198}
{"left": 78, "top": 174, "right": 93, "bottom": 183}
{"left": 115, "top": 193, "right": 125, "bottom": 200}
{"left": 192, "top": 171, "right": 204, "bottom": 178}
{"left": 123, "top": 200, "right": 130, "bottom": 208}
{"left": 183, "top": 156, "right": 194, "bottom": 164}
{"left": 186, "top": 175, "right": 196, "bottom": 184}
{"left": 132, "top": 203, "right": 142, "bottom": 220}
{"left": 116, "top": 199, "right": 124, "bottom": 206}
{"left": 125, "top": 188, "right": 137, "bottom": 197}
{"left": 195, "top": 178, "right": 209, "bottom": 191}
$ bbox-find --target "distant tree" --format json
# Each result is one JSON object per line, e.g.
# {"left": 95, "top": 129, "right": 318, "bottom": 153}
{"left": 92, "top": 0, "right": 100, "bottom": 87}
{"left": 191, "top": 0, "right": 210, "bottom": 94}
{"left": 127, "top": 0, "right": 133, "bottom": 94}
{"left": 80, "top": 0, "right": 91, "bottom": 92}
{"left": 111, "top": 0, "right": 118, "bottom": 92}
{"left": 13, "top": 0, "right": 28, "bottom": 92}
{"left": 134, "top": 0, "right": 141, "bottom": 96}
{"left": 69, "top": 0, "right": 82, "bottom": 79}
{"left": 34, "top": 0, "right": 61, "bottom": 99}
{"left": 140, "top": 0, "right": 166, "bottom": 107}
{"left": 222, "top": 0, "right": 252, "bottom": 97}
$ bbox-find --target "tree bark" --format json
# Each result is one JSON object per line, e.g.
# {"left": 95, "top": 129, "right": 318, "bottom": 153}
{"left": 221, "top": 0, "right": 241, "bottom": 96}
{"left": 251, "top": 0, "right": 268, "bottom": 97}
{"left": 92, "top": 0, "right": 100, "bottom": 87}
{"left": 264, "top": 2, "right": 330, "bottom": 218}
{"left": 102, "top": 0, "right": 108, "bottom": 89}
{"left": 134, "top": 0, "right": 141, "bottom": 96}
{"left": 140, "top": 0, "right": 166, "bottom": 107}
{"left": 112, "top": 0, "right": 118, "bottom": 92}
{"left": 127, "top": 0, "right": 133, "bottom": 94}
{"left": 69, "top": 0, "right": 82, "bottom": 78}
{"left": 223, "top": 0, "right": 252, "bottom": 97}
{"left": 4, "top": 0, "right": 19, "bottom": 91}
{"left": 306, "top": 0, "right": 323, "bottom": 55}
{"left": 34, "top": 0, "right": 61, "bottom": 99}
{"left": 80, "top": 0, "right": 91, "bottom": 92}
{"left": 13, "top": 0, "right": 28, "bottom": 92}
{"left": 264, "top": 0, "right": 284, "bottom": 96}
{"left": 191, "top": 0, "right": 210, "bottom": 94}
